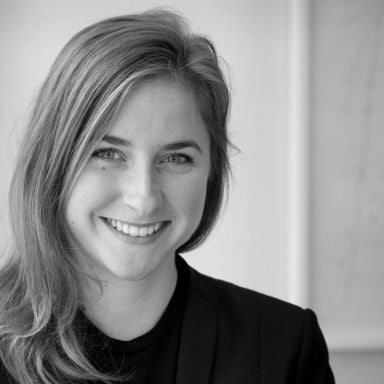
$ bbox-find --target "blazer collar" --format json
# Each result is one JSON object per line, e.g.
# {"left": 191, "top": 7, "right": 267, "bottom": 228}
{"left": 175, "top": 265, "right": 217, "bottom": 384}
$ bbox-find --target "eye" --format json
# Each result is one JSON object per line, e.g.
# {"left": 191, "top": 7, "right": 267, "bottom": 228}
{"left": 91, "top": 148, "right": 124, "bottom": 161}
{"left": 162, "top": 153, "right": 193, "bottom": 164}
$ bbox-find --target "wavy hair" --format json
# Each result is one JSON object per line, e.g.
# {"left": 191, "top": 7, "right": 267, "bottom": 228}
{"left": 0, "top": 9, "right": 231, "bottom": 384}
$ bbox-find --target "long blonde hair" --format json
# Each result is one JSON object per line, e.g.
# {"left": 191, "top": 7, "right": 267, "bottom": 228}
{"left": 0, "top": 9, "right": 231, "bottom": 383}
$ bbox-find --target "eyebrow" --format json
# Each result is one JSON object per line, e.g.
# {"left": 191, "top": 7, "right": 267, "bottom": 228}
{"left": 102, "top": 135, "right": 130, "bottom": 146}
{"left": 101, "top": 135, "right": 203, "bottom": 153}
{"left": 163, "top": 140, "right": 203, "bottom": 153}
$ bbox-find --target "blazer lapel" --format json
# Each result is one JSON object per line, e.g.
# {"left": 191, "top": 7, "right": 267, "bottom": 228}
{"left": 175, "top": 275, "right": 216, "bottom": 384}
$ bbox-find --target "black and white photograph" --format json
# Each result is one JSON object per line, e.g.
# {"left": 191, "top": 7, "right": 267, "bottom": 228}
{"left": 0, "top": 1, "right": 383, "bottom": 383}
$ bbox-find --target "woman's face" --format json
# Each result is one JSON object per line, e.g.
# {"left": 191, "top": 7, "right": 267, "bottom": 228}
{"left": 65, "top": 77, "right": 211, "bottom": 283}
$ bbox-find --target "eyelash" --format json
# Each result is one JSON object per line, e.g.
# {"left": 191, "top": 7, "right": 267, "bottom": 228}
{"left": 91, "top": 148, "right": 123, "bottom": 160}
{"left": 91, "top": 148, "right": 194, "bottom": 165}
{"left": 162, "top": 152, "right": 193, "bottom": 164}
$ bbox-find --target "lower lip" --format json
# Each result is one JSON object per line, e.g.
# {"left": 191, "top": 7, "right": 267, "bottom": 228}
{"left": 101, "top": 218, "right": 169, "bottom": 244}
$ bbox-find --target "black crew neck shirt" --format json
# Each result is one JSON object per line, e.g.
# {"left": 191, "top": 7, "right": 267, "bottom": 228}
{"left": 79, "top": 256, "right": 190, "bottom": 384}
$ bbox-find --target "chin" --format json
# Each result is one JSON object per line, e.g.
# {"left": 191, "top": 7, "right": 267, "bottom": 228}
{"left": 103, "top": 252, "right": 175, "bottom": 282}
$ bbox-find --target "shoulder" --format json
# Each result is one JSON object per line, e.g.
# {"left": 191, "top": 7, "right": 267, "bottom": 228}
{"left": 183, "top": 260, "right": 334, "bottom": 382}
{"left": 186, "top": 259, "right": 305, "bottom": 323}
{"left": 186, "top": 259, "right": 324, "bottom": 341}
{"left": 184, "top": 259, "right": 315, "bottom": 347}
{"left": 182, "top": 260, "right": 334, "bottom": 382}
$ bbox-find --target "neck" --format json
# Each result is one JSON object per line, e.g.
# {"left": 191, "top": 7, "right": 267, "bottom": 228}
{"left": 80, "top": 259, "right": 178, "bottom": 341}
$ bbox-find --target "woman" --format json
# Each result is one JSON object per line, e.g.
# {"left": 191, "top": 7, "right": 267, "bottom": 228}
{"left": 0, "top": 9, "right": 334, "bottom": 384}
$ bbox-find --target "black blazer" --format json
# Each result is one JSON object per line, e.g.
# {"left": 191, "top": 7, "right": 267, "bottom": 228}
{"left": 175, "top": 258, "right": 335, "bottom": 384}
{"left": 0, "top": 258, "right": 335, "bottom": 384}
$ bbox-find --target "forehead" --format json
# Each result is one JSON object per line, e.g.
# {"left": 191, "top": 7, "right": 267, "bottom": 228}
{"left": 104, "top": 77, "right": 210, "bottom": 148}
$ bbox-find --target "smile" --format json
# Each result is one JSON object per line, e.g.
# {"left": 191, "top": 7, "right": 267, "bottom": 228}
{"left": 105, "top": 218, "right": 165, "bottom": 237}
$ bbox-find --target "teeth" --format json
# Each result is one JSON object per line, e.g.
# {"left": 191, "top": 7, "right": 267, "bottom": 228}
{"left": 139, "top": 227, "right": 148, "bottom": 237}
{"left": 106, "top": 218, "right": 164, "bottom": 237}
{"left": 130, "top": 226, "right": 139, "bottom": 237}
{"left": 122, "top": 223, "right": 129, "bottom": 234}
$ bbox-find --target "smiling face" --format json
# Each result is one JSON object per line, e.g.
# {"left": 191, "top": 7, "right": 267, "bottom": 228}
{"left": 65, "top": 77, "right": 211, "bottom": 284}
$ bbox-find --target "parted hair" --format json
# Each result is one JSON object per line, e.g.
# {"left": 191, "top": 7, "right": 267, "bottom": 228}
{"left": 0, "top": 9, "right": 231, "bottom": 384}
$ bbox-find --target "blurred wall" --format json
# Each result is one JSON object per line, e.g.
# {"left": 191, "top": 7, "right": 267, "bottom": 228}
{"left": 310, "top": 0, "right": 384, "bottom": 383}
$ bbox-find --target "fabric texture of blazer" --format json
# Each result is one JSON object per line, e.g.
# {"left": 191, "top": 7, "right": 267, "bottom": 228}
{"left": 175, "top": 256, "right": 335, "bottom": 384}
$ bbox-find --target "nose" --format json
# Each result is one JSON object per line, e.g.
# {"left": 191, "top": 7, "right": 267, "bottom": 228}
{"left": 121, "top": 161, "right": 162, "bottom": 216}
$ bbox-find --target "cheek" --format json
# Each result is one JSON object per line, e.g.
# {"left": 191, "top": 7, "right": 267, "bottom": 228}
{"left": 65, "top": 171, "right": 114, "bottom": 225}
{"left": 173, "top": 176, "right": 208, "bottom": 222}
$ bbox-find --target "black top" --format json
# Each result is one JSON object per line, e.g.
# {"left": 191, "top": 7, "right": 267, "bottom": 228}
{"left": 82, "top": 256, "right": 189, "bottom": 383}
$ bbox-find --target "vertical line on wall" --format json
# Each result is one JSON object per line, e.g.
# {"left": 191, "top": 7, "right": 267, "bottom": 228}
{"left": 287, "top": 0, "right": 310, "bottom": 307}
